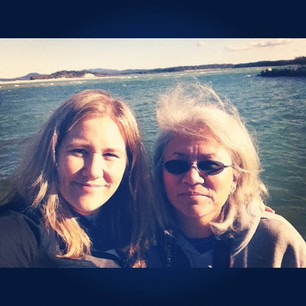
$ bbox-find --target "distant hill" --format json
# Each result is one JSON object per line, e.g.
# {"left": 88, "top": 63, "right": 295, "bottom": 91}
{"left": 29, "top": 70, "right": 106, "bottom": 80}
{"left": 0, "top": 72, "right": 41, "bottom": 82}
{"left": 1, "top": 56, "right": 305, "bottom": 82}
{"left": 88, "top": 68, "right": 121, "bottom": 74}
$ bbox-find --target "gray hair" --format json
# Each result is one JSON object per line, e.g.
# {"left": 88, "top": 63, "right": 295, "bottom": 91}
{"left": 153, "top": 83, "right": 268, "bottom": 234}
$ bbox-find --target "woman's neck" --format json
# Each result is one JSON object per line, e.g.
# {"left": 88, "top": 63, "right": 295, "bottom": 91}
{"left": 177, "top": 215, "right": 214, "bottom": 239}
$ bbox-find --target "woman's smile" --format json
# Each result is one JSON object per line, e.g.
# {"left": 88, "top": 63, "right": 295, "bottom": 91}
{"left": 178, "top": 191, "right": 208, "bottom": 197}
{"left": 73, "top": 181, "right": 106, "bottom": 192}
{"left": 57, "top": 115, "right": 127, "bottom": 216}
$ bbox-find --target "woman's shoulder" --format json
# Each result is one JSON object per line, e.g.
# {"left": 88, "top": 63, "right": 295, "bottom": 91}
{"left": 0, "top": 203, "right": 44, "bottom": 267}
{"left": 260, "top": 211, "right": 297, "bottom": 229}
{"left": 0, "top": 202, "right": 42, "bottom": 232}
{"left": 258, "top": 211, "right": 305, "bottom": 245}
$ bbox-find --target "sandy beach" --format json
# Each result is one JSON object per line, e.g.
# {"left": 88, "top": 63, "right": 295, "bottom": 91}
{"left": 0, "top": 68, "right": 237, "bottom": 87}
{"left": 0, "top": 75, "right": 120, "bottom": 86}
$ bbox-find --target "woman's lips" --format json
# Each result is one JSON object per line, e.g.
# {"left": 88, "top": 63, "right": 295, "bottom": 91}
{"left": 178, "top": 191, "right": 207, "bottom": 197}
{"left": 74, "top": 181, "right": 105, "bottom": 192}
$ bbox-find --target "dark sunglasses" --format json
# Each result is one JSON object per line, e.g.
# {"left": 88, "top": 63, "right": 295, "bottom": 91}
{"left": 162, "top": 160, "right": 232, "bottom": 175}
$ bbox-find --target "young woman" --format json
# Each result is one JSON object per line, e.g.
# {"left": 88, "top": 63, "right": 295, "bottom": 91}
{"left": 153, "top": 84, "right": 306, "bottom": 268}
{"left": 0, "top": 89, "right": 158, "bottom": 268}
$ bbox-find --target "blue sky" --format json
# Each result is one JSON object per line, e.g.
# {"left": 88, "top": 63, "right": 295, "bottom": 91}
{"left": 1, "top": 38, "right": 306, "bottom": 78}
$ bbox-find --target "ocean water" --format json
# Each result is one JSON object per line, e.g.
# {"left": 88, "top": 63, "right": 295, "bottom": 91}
{"left": 1, "top": 68, "right": 306, "bottom": 239}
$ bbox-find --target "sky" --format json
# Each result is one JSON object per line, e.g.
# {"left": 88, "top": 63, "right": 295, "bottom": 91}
{"left": 1, "top": 38, "right": 306, "bottom": 79}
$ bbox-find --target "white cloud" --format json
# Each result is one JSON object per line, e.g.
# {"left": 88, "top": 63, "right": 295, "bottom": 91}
{"left": 225, "top": 39, "right": 293, "bottom": 51}
{"left": 196, "top": 41, "right": 207, "bottom": 47}
{"left": 250, "top": 39, "right": 292, "bottom": 48}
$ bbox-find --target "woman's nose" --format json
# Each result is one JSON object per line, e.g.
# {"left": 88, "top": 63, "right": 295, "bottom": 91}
{"left": 181, "top": 166, "right": 205, "bottom": 185}
{"left": 83, "top": 153, "right": 104, "bottom": 179}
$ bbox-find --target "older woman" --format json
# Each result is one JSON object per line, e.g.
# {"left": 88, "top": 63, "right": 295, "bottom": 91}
{"left": 153, "top": 84, "right": 306, "bottom": 268}
{"left": 0, "top": 89, "right": 157, "bottom": 268}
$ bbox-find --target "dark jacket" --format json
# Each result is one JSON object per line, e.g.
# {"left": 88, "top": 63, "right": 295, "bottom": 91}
{"left": 157, "top": 211, "right": 306, "bottom": 268}
{"left": 0, "top": 202, "right": 123, "bottom": 268}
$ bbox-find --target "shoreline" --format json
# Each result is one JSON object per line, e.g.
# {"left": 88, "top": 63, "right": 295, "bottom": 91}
{"left": 0, "top": 67, "right": 265, "bottom": 87}
{"left": 0, "top": 75, "right": 122, "bottom": 86}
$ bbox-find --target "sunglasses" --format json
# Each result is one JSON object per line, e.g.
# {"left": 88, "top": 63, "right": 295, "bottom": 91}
{"left": 162, "top": 160, "right": 232, "bottom": 175}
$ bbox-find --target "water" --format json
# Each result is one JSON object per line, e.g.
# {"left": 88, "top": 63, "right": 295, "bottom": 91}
{"left": 1, "top": 68, "right": 306, "bottom": 239}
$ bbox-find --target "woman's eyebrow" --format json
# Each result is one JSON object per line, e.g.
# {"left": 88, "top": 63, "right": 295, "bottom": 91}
{"left": 64, "top": 142, "right": 126, "bottom": 154}
{"left": 170, "top": 152, "right": 215, "bottom": 158}
{"left": 102, "top": 147, "right": 126, "bottom": 154}
{"left": 64, "top": 139, "right": 88, "bottom": 148}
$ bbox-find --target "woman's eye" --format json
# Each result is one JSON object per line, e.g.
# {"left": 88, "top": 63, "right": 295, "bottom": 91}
{"left": 104, "top": 152, "right": 120, "bottom": 159}
{"left": 70, "top": 149, "right": 87, "bottom": 156}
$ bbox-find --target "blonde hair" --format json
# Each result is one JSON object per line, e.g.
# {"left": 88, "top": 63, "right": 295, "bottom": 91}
{"left": 154, "top": 83, "right": 268, "bottom": 234}
{"left": 3, "top": 89, "right": 157, "bottom": 266}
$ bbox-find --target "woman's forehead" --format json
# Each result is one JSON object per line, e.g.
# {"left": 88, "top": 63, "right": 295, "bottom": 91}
{"left": 164, "top": 134, "right": 231, "bottom": 160}
{"left": 166, "top": 132, "right": 217, "bottom": 147}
